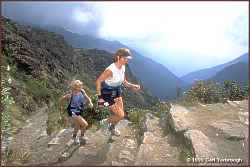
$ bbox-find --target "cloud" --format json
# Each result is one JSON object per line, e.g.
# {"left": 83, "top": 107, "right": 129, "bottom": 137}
{"left": 2, "top": 1, "right": 101, "bottom": 36}
{"left": 93, "top": 1, "right": 248, "bottom": 75}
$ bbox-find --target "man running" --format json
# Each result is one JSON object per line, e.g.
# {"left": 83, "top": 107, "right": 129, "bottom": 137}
{"left": 96, "top": 48, "right": 141, "bottom": 136}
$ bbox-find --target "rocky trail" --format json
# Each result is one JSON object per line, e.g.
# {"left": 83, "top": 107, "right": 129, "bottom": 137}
{"left": 3, "top": 100, "right": 249, "bottom": 165}
{"left": 168, "top": 100, "right": 248, "bottom": 165}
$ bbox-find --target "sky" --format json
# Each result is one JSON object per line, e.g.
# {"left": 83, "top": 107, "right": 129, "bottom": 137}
{"left": 3, "top": 1, "right": 249, "bottom": 77}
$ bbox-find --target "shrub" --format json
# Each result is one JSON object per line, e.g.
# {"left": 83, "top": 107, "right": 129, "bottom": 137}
{"left": 184, "top": 80, "right": 224, "bottom": 104}
{"left": 82, "top": 95, "right": 110, "bottom": 128}
{"left": 184, "top": 80, "right": 248, "bottom": 104}
{"left": 24, "top": 76, "right": 51, "bottom": 101}
{"left": 127, "top": 108, "right": 150, "bottom": 127}
{"left": 223, "top": 80, "right": 248, "bottom": 101}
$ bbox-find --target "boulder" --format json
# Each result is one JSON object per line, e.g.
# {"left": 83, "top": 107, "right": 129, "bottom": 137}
{"left": 184, "top": 129, "right": 218, "bottom": 158}
{"left": 142, "top": 113, "right": 160, "bottom": 132}
{"left": 210, "top": 121, "right": 247, "bottom": 141}
{"left": 167, "top": 105, "right": 190, "bottom": 133}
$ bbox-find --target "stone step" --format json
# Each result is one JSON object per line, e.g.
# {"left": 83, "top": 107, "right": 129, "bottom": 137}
{"left": 61, "top": 127, "right": 110, "bottom": 165}
{"left": 99, "top": 119, "right": 138, "bottom": 165}
{"left": 135, "top": 113, "right": 181, "bottom": 165}
{"left": 48, "top": 129, "right": 70, "bottom": 146}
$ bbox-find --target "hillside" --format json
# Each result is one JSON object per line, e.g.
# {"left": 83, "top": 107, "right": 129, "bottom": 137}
{"left": 210, "top": 62, "right": 248, "bottom": 86}
{"left": 181, "top": 53, "right": 249, "bottom": 84}
{"left": 2, "top": 17, "right": 156, "bottom": 111}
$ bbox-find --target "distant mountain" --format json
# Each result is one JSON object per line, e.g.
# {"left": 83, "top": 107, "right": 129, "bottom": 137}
{"left": 40, "top": 25, "right": 186, "bottom": 99}
{"left": 44, "top": 26, "right": 123, "bottom": 52}
{"left": 181, "top": 53, "right": 248, "bottom": 84}
{"left": 210, "top": 62, "right": 248, "bottom": 86}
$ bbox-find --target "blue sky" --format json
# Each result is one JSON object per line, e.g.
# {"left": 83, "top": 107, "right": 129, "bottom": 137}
{"left": 3, "top": 1, "right": 248, "bottom": 77}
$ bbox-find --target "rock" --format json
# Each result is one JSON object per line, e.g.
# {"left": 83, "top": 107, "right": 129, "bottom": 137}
{"left": 111, "top": 161, "right": 125, "bottom": 165}
{"left": 135, "top": 140, "right": 179, "bottom": 165}
{"left": 118, "top": 150, "right": 135, "bottom": 162}
{"left": 238, "top": 112, "right": 249, "bottom": 125}
{"left": 210, "top": 121, "right": 246, "bottom": 141}
{"left": 167, "top": 105, "right": 190, "bottom": 133}
{"left": 135, "top": 112, "right": 181, "bottom": 165}
{"left": 142, "top": 132, "right": 160, "bottom": 144}
{"left": 142, "top": 113, "right": 160, "bottom": 132}
{"left": 227, "top": 100, "right": 239, "bottom": 107}
{"left": 123, "top": 139, "right": 136, "bottom": 149}
{"left": 135, "top": 144, "right": 154, "bottom": 165}
{"left": 48, "top": 129, "right": 70, "bottom": 146}
{"left": 184, "top": 129, "right": 218, "bottom": 158}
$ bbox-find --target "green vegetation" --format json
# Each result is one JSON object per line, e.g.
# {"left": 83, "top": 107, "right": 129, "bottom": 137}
{"left": 183, "top": 80, "right": 248, "bottom": 104}
{"left": 128, "top": 101, "right": 170, "bottom": 127}
{"left": 223, "top": 80, "right": 248, "bottom": 101}
{"left": 24, "top": 76, "right": 51, "bottom": 100}
{"left": 1, "top": 68, "right": 13, "bottom": 132}
{"left": 4, "top": 149, "right": 31, "bottom": 165}
{"left": 1, "top": 65, "right": 14, "bottom": 165}
{"left": 82, "top": 95, "right": 110, "bottom": 126}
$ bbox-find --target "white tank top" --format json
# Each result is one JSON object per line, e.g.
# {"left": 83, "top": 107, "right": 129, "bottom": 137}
{"left": 105, "top": 63, "right": 125, "bottom": 87}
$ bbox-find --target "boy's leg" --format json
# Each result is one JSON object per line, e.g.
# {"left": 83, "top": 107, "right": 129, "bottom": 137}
{"left": 71, "top": 117, "right": 80, "bottom": 145}
{"left": 72, "top": 117, "right": 80, "bottom": 138}
{"left": 73, "top": 116, "right": 88, "bottom": 136}
{"left": 76, "top": 116, "right": 88, "bottom": 145}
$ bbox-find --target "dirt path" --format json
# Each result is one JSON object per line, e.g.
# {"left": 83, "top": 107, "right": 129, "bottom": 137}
{"left": 9, "top": 105, "right": 48, "bottom": 150}
{"left": 7, "top": 105, "right": 49, "bottom": 163}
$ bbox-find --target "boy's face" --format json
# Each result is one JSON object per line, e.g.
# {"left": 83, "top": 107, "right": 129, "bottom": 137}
{"left": 73, "top": 85, "right": 82, "bottom": 92}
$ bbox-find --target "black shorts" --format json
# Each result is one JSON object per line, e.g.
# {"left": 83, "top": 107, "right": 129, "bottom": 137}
{"left": 68, "top": 110, "right": 82, "bottom": 117}
{"left": 67, "top": 106, "right": 83, "bottom": 117}
{"left": 101, "top": 82, "right": 123, "bottom": 106}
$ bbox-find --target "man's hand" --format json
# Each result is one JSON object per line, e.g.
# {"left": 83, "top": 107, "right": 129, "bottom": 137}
{"left": 131, "top": 84, "right": 141, "bottom": 92}
{"left": 97, "top": 95, "right": 105, "bottom": 107}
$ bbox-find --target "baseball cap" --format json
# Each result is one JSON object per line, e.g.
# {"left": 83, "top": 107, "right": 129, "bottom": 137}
{"left": 116, "top": 48, "right": 133, "bottom": 59}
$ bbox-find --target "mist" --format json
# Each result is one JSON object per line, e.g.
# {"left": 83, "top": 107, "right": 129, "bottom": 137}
{"left": 3, "top": 2, "right": 102, "bottom": 36}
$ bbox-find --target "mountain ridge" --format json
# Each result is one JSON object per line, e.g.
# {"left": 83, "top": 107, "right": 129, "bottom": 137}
{"left": 181, "top": 53, "right": 248, "bottom": 84}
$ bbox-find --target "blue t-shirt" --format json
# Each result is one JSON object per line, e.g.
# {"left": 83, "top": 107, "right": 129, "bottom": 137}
{"left": 69, "top": 91, "right": 85, "bottom": 113}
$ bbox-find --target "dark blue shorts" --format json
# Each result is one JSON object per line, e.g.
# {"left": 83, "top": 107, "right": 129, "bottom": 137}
{"left": 67, "top": 107, "right": 83, "bottom": 117}
{"left": 101, "top": 82, "right": 123, "bottom": 106}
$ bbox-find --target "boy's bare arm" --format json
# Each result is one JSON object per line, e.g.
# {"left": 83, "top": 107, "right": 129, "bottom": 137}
{"left": 59, "top": 94, "right": 71, "bottom": 112}
{"left": 81, "top": 89, "right": 93, "bottom": 108}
